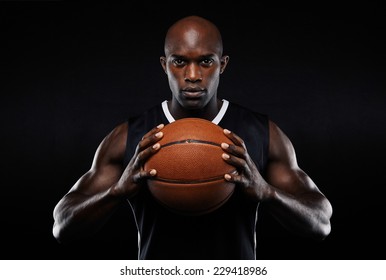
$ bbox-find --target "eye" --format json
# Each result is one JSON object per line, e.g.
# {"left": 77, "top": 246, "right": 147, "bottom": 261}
{"left": 201, "top": 58, "right": 214, "bottom": 66}
{"left": 172, "top": 58, "right": 186, "bottom": 66}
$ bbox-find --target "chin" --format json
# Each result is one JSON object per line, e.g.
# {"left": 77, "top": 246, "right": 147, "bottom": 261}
{"left": 184, "top": 104, "right": 207, "bottom": 112}
{"left": 180, "top": 99, "right": 206, "bottom": 110}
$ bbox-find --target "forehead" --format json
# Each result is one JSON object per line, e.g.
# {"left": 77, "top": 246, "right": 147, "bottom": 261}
{"left": 167, "top": 29, "right": 220, "bottom": 57}
{"left": 164, "top": 20, "right": 222, "bottom": 57}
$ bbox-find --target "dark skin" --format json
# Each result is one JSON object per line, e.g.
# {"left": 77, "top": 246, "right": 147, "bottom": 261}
{"left": 53, "top": 16, "right": 332, "bottom": 245}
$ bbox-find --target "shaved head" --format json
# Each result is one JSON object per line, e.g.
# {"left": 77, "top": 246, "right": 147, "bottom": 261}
{"left": 159, "top": 15, "right": 229, "bottom": 119}
{"left": 164, "top": 15, "right": 223, "bottom": 57}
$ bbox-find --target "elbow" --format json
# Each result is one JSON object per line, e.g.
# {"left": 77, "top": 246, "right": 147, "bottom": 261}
{"left": 313, "top": 198, "right": 333, "bottom": 241}
{"left": 52, "top": 201, "right": 77, "bottom": 244}
{"left": 313, "top": 205, "right": 333, "bottom": 241}
{"left": 52, "top": 221, "right": 73, "bottom": 244}
{"left": 52, "top": 221, "right": 65, "bottom": 244}
{"left": 52, "top": 203, "right": 66, "bottom": 244}
{"left": 313, "top": 221, "right": 331, "bottom": 241}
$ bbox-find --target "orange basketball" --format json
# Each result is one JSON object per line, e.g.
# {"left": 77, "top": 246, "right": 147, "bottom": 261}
{"left": 144, "top": 118, "right": 236, "bottom": 216}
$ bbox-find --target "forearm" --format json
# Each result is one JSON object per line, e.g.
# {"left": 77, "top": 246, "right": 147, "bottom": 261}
{"left": 52, "top": 187, "right": 125, "bottom": 243}
{"left": 264, "top": 188, "right": 332, "bottom": 240}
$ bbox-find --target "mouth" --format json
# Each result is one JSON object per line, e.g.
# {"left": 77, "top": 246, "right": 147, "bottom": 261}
{"left": 181, "top": 88, "right": 205, "bottom": 99}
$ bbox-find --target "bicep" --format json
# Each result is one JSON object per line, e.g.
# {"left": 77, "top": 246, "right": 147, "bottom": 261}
{"left": 266, "top": 121, "right": 320, "bottom": 195}
{"left": 68, "top": 123, "right": 128, "bottom": 196}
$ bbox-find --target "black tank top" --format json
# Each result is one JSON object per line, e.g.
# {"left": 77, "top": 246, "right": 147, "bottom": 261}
{"left": 124, "top": 100, "right": 269, "bottom": 259}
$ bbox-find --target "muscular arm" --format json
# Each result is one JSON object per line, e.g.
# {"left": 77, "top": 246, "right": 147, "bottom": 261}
{"left": 52, "top": 122, "right": 164, "bottom": 243}
{"left": 263, "top": 121, "right": 332, "bottom": 240}
{"left": 52, "top": 123, "right": 128, "bottom": 243}
{"left": 222, "top": 121, "right": 332, "bottom": 240}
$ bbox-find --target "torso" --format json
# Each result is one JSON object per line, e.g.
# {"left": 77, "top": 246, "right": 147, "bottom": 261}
{"left": 124, "top": 100, "right": 269, "bottom": 259}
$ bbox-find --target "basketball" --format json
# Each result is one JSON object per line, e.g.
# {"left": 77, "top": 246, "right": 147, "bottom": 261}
{"left": 144, "top": 118, "right": 236, "bottom": 216}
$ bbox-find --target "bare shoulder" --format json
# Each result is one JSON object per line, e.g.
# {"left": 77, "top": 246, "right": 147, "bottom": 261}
{"left": 267, "top": 120, "right": 323, "bottom": 194}
{"left": 66, "top": 121, "right": 129, "bottom": 195}
{"left": 101, "top": 122, "right": 128, "bottom": 149}
{"left": 268, "top": 120, "right": 296, "bottom": 165}
{"left": 92, "top": 121, "right": 128, "bottom": 168}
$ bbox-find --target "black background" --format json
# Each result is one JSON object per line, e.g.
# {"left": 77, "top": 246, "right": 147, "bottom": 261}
{"left": 1, "top": 1, "right": 385, "bottom": 260}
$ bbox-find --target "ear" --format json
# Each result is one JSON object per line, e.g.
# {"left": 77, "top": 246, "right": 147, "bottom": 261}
{"left": 160, "top": 56, "right": 167, "bottom": 74}
{"left": 220, "top": 55, "right": 230, "bottom": 74}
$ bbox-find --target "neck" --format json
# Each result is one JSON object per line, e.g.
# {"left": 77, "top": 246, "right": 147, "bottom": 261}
{"left": 168, "top": 98, "right": 222, "bottom": 121}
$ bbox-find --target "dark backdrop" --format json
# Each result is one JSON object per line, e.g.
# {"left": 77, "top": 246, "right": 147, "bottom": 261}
{"left": 1, "top": 1, "right": 385, "bottom": 260}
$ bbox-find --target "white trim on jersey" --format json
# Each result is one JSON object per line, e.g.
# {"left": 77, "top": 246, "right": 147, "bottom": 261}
{"left": 212, "top": 99, "right": 229, "bottom": 124}
{"left": 161, "top": 100, "right": 175, "bottom": 123}
{"left": 161, "top": 99, "right": 229, "bottom": 124}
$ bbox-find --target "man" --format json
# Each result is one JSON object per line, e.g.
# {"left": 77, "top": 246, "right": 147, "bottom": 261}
{"left": 52, "top": 15, "right": 332, "bottom": 259}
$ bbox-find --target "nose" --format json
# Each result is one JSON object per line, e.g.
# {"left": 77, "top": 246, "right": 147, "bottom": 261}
{"left": 184, "top": 63, "right": 202, "bottom": 82}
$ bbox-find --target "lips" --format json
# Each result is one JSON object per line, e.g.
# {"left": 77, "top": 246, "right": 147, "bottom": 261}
{"left": 181, "top": 87, "right": 205, "bottom": 98}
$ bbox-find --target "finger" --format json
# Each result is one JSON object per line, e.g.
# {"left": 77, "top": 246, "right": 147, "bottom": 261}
{"left": 221, "top": 142, "right": 246, "bottom": 159}
{"left": 224, "top": 172, "right": 247, "bottom": 186}
{"left": 142, "top": 124, "right": 164, "bottom": 140}
{"left": 132, "top": 169, "right": 157, "bottom": 183}
{"left": 137, "top": 126, "right": 164, "bottom": 152}
{"left": 136, "top": 141, "right": 161, "bottom": 166}
{"left": 223, "top": 129, "right": 246, "bottom": 148}
{"left": 222, "top": 151, "right": 247, "bottom": 170}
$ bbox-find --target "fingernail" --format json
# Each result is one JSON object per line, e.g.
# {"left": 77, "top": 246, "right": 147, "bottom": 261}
{"left": 224, "top": 174, "right": 231, "bottom": 180}
{"left": 157, "top": 124, "right": 164, "bottom": 129}
{"left": 221, "top": 143, "right": 229, "bottom": 149}
{"left": 150, "top": 169, "right": 157, "bottom": 176}
{"left": 153, "top": 143, "right": 160, "bottom": 150}
{"left": 155, "top": 132, "right": 163, "bottom": 138}
{"left": 224, "top": 129, "right": 231, "bottom": 134}
{"left": 222, "top": 153, "right": 230, "bottom": 159}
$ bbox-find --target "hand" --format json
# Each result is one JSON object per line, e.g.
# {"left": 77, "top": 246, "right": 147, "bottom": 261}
{"left": 115, "top": 124, "right": 164, "bottom": 198}
{"left": 221, "top": 129, "right": 271, "bottom": 202}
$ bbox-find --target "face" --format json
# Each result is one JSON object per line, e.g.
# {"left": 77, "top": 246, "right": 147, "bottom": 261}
{"left": 160, "top": 23, "right": 229, "bottom": 113}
